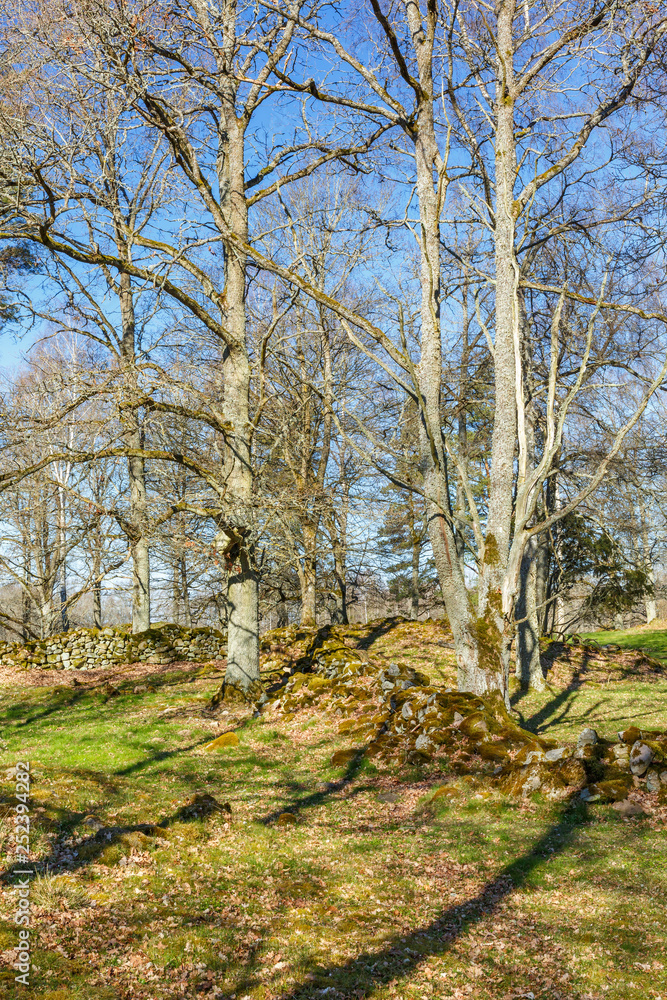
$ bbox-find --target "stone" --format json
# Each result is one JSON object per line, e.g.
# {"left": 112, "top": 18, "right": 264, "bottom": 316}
{"left": 593, "top": 778, "right": 632, "bottom": 801}
{"left": 330, "top": 748, "right": 358, "bottom": 767}
{"left": 276, "top": 812, "right": 297, "bottom": 827}
{"left": 177, "top": 794, "right": 230, "bottom": 819}
{"left": 476, "top": 741, "right": 510, "bottom": 763}
{"left": 660, "top": 771, "right": 667, "bottom": 785}
{"left": 432, "top": 786, "right": 457, "bottom": 801}
{"left": 611, "top": 798, "right": 644, "bottom": 817}
{"left": 618, "top": 726, "right": 642, "bottom": 745}
{"left": 458, "top": 712, "right": 489, "bottom": 738}
{"left": 377, "top": 791, "right": 399, "bottom": 803}
{"left": 83, "top": 815, "right": 104, "bottom": 831}
{"left": 646, "top": 769, "right": 661, "bottom": 793}
{"left": 414, "top": 733, "right": 433, "bottom": 752}
{"left": 203, "top": 732, "right": 240, "bottom": 750}
{"left": 544, "top": 747, "right": 567, "bottom": 762}
{"left": 629, "top": 741, "right": 654, "bottom": 776}
{"left": 514, "top": 745, "right": 545, "bottom": 766}
{"left": 577, "top": 728, "right": 598, "bottom": 748}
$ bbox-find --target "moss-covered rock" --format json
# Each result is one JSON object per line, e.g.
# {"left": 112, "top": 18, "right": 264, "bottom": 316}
{"left": 203, "top": 732, "right": 240, "bottom": 750}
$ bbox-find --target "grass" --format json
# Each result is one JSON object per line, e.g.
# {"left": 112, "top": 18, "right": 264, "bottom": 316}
{"left": 582, "top": 626, "right": 667, "bottom": 664}
{"left": 0, "top": 624, "right": 666, "bottom": 1000}
{"left": 511, "top": 679, "right": 667, "bottom": 740}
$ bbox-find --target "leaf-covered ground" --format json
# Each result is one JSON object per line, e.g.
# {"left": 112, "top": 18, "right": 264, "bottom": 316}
{"left": 0, "top": 620, "right": 666, "bottom": 1000}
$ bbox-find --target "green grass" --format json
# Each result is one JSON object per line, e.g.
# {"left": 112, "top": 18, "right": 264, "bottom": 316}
{"left": 0, "top": 650, "right": 666, "bottom": 1000}
{"left": 582, "top": 626, "right": 667, "bottom": 664}
{"left": 512, "top": 680, "right": 667, "bottom": 739}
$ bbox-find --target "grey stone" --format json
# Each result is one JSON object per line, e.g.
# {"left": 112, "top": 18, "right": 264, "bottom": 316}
{"left": 544, "top": 747, "right": 567, "bottom": 761}
{"left": 646, "top": 769, "right": 661, "bottom": 793}
{"left": 415, "top": 733, "right": 432, "bottom": 751}
{"left": 629, "top": 741, "right": 654, "bottom": 777}
{"left": 577, "top": 728, "right": 598, "bottom": 748}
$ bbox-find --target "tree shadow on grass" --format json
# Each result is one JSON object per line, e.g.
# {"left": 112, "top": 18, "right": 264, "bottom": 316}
{"left": 0, "top": 663, "right": 223, "bottom": 732}
{"left": 512, "top": 648, "right": 593, "bottom": 734}
{"left": 1, "top": 789, "right": 226, "bottom": 883}
{"left": 257, "top": 748, "right": 368, "bottom": 825}
{"left": 356, "top": 618, "right": 408, "bottom": 652}
{"left": 227, "top": 800, "right": 592, "bottom": 1000}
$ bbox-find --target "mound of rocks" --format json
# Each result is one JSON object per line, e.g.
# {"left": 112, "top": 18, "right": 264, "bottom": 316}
{"left": 0, "top": 624, "right": 227, "bottom": 671}
{"left": 575, "top": 726, "right": 667, "bottom": 803}
{"left": 264, "top": 632, "right": 667, "bottom": 803}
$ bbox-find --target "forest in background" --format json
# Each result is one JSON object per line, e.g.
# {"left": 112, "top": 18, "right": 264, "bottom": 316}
{"left": 0, "top": 0, "right": 666, "bottom": 698}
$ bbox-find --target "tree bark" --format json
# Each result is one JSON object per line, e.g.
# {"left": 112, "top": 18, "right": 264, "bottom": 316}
{"left": 403, "top": 1, "right": 485, "bottom": 695}
{"left": 326, "top": 486, "right": 349, "bottom": 625}
{"left": 516, "top": 535, "right": 545, "bottom": 689}
{"left": 118, "top": 271, "right": 150, "bottom": 633}
{"left": 639, "top": 505, "right": 657, "bottom": 625}
{"left": 410, "top": 532, "right": 420, "bottom": 620}
{"left": 276, "top": 588, "right": 289, "bottom": 628}
{"left": 21, "top": 540, "right": 32, "bottom": 640}
{"left": 218, "top": 108, "right": 260, "bottom": 694}
{"left": 180, "top": 556, "right": 192, "bottom": 628}
{"left": 92, "top": 529, "right": 103, "bottom": 630}
{"left": 301, "top": 521, "right": 318, "bottom": 625}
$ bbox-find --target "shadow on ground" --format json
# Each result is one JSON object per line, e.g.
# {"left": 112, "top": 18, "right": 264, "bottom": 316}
{"left": 226, "top": 801, "right": 591, "bottom": 999}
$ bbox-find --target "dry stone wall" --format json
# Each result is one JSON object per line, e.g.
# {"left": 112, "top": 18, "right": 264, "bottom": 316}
{"left": 0, "top": 624, "right": 227, "bottom": 670}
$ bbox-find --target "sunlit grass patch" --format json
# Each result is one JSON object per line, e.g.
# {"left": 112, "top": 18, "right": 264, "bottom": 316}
{"left": 583, "top": 626, "right": 667, "bottom": 664}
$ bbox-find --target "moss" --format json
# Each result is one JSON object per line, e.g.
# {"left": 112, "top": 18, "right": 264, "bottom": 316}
{"left": 483, "top": 532, "right": 500, "bottom": 567}
{"left": 203, "top": 732, "right": 240, "bottom": 750}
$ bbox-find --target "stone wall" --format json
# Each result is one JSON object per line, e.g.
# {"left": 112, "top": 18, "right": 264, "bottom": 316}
{"left": 0, "top": 624, "right": 227, "bottom": 670}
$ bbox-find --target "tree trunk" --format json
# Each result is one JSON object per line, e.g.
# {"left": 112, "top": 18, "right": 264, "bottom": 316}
{"left": 640, "top": 513, "right": 657, "bottom": 624}
{"left": 217, "top": 114, "right": 260, "bottom": 695}
{"left": 410, "top": 538, "right": 420, "bottom": 620}
{"left": 516, "top": 535, "right": 545, "bottom": 690}
{"left": 276, "top": 589, "right": 289, "bottom": 628}
{"left": 300, "top": 521, "right": 317, "bottom": 625}
{"left": 327, "top": 496, "right": 349, "bottom": 625}
{"left": 93, "top": 589, "right": 102, "bottom": 629}
{"left": 118, "top": 271, "right": 151, "bottom": 633}
{"left": 21, "top": 542, "right": 32, "bottom": 640}
{"left": 180, "top": 556, "right": 192, "bottom": 628}
{"left": 407, "top": 18, "right": 485, "bottom": 694}
{"left": 56, "top": 484, "right": 70, "bottom": 633}
{"left": 477, "top": 0, "right": 520, "bottom": 704}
